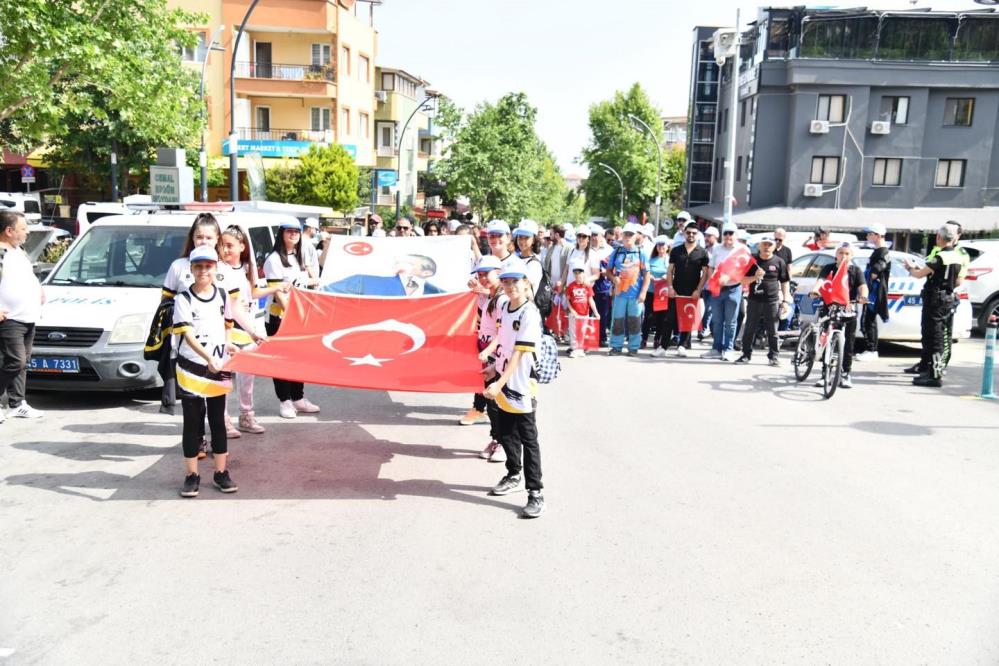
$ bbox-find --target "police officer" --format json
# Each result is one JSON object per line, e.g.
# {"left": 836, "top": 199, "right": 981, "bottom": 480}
{"left": 903, "top": 225, "right": 962, "bottom": 387}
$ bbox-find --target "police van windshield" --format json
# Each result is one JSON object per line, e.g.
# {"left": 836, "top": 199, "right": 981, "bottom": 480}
{"left": 49, "top": 225, "right": 186, "bottom": 288}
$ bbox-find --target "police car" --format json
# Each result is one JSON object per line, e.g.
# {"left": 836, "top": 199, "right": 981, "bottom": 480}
{"left": 28, "top": 209, "right": 296, "bottom": 392}
{"left": 788, "top": 247, "right": 972, "bottom": 343}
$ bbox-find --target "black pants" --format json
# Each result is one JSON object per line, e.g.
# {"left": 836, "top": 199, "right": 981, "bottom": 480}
{"left": 641, "top": 291, "right": 656, "bottom": 342}
{"left": 594, "top": 291, "right": 611, "bottom": 345}
{"left": 919, "top": 293, "right": 952, "bottom": 379}
{"left": 181, "top": 395, "right": 227, "bottom": 458}
{"left": 265, "top": 317, "right": 304, "bottom": 402}
{"left": 841, "top": 314, "right": 858, "bottom": 374}
{"left": 860, "top": 305, "right": 879, "bottom": 353}
{"left": 472, "top": 392, "right": 487, "bottom": 412}
{"left": 0, "top": 320, "right": 34, "bottom": 408}
{"left": 158, "top": 354, "right": 176, "bottom": 407}
{"left": 651, "top": 308, "right": 670, "bottom": 349}
{"left": 657, "top": 302, "right": 691, "bottom": 350}
{"left": 496, "top": 408, "right": 542, "bottom": 491}
{"left": 742, "top": 299, "right": 779, "bottom": 359}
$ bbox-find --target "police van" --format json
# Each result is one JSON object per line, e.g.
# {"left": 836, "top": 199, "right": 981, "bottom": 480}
{"left": 27, "top": 208, "right": 299, "bottom": 392}
{"left": 789, "top": 248, "right": 973, "bottom": 343}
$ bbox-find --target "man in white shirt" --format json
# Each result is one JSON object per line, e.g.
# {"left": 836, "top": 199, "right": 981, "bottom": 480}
{"left": 0, "top": 211, "right": 45, "bottom": 421}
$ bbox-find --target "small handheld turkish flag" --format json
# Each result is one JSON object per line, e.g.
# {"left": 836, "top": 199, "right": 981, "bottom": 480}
{"left": 573, "top": 316, "right": 600, "bottom": 350}
{"left": 545, "top": 301, "right": 569, "bottom": 337}
{"left": 652, "top": 279, "right": 670, "bottom": 312}
{"left": 674, "top": 296, "right": 703, "bottom": 333}
{"left": 708, "top": 244, "right": 755, "bottom": 297}
{"left": 819, "top": 260, "right": 851, "bottom": 306}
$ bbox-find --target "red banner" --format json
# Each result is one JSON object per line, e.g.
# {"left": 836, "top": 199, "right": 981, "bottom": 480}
{"left": 572, "top": 316, "right": 600, "bottom": 350}
{"left": 225, "top": 288, "right": 482, "bottom": 393}
{"left": 708, "top": 245, "right": 756, "bottom": 297}
{"left": 545, "top": 302, "right": 569, "bottom": 338}
{"left": 652, "top": 279, "right": 670, "bottom": 312}
{"left": 674, "top": 296, "right": 703, "bottom": 333}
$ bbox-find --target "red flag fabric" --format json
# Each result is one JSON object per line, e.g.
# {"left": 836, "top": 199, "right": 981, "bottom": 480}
{"left": 545, "top": 301, "right": 569, "bottom": 338}
{"left": 708, "top": 245, "right": 756, "bottom": 297}
{"left": 572, "top": 316, "right": 600, "bottom": 350}
{"left": 652, "top": 279, "right": 670, "bottom": 312}
{"left": 225, "top": 288, "right": 482, "bottom": 393}
{"left": 674, "top": 296, "right": 703, "bottom": 333}
{"left": 819, "top": 260, "right": 851, "bottom": 306}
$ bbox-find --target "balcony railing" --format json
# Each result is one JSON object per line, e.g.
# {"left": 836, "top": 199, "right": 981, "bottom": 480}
{"left": 234, "top": 61, "right": 334, "bottom": 82}
{"left": 238, "top": 127, "right": 331, "bottom": 142}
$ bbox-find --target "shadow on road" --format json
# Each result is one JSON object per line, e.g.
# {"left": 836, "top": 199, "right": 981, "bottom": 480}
{"left": 767, "top": 420, "right": 997, "bottom": 437}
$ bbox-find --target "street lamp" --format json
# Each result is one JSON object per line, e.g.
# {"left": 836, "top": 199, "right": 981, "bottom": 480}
{"left": 395, "top": 94, "right": 436, "bottom": 221}
{"left": 714, "top": 11, "right": 741, "bottom": 227}
{"left": 228, "top": 0, "right": 261, "bottom": 202}
{"left": 199, "top": 24, "right": 225, "bottom": 202}
{"left": 627, "top": 113, "right": 662, "bottom": 234}
{"left": 598, "top": 162, "right": 625, "bottom": 221}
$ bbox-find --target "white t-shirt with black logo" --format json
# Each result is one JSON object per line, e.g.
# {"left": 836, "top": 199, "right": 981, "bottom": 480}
{"left": 172, "top": 286, "right": 231, "bottom": 368}
{"left": 493, "top": 300, "right": 541, "bottom": 414}
{"left": 217, "top": 262, "right": 255, "bottom": 344}
{"left": 263, "top": 251, "right": 305, "bottom": 320}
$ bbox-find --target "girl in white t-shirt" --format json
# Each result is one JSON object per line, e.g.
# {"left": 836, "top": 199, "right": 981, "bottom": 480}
{"left": 264, "top": 220, "right": 321, "bottom": 420}
{"left": 173, "top": 246, "right": 237, "bottom": 498}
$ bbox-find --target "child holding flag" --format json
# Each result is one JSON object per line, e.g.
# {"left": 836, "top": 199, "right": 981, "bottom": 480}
{"left": 809, "top": 243, "right": 867, "bottom": 388}
{"left": 566, "top": 258, "right": 599, "bottom": 358}
{"left": 467, "top": 255, "right": 508, "bottom": 463}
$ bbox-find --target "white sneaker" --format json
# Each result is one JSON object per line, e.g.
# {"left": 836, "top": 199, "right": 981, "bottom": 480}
{"left": 840, "top": 374, "right": 853, "bottom": 388}
{"left": 650, "top": 347, "right": 667, "bottom": 358}
{"left": 480, "top": 440, "right": 499, "bottom": 460}
{"left": 676, "top": 347, "right": 687, "bottom": 358}
{"left": 700, "top": 349, "right": 722, "bottom": 359}
{"left": 569, "top": 349, "right": 583, "bottom": 358}
{"left": 0, "top": 407, "right": 5, "bottom": 424}
{"left": 722, "top": 351, "right": 739, "bottom": 362}
{"left": 12, "top": 402, "right": 43, "bottom": 419}
{"left": 292, "top": 398, "right": 320, "bottom": 413}
{"left": 856, "top": 351, "right": 879, "bottom": 361}
{"left": 489, "top": 444, "right": 507, "bottom": 463}
{"left": 279, "top": 400, "right": 297, "bottom": 419}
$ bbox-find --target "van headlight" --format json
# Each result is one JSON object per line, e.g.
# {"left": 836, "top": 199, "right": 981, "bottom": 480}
{"left": 109, "top": 313, "right": 148, "bottom": 345}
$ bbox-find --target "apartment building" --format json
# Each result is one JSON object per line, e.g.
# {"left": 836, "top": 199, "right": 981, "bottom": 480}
{"left": 686, "top": 7, "right": 999, "bottom": 247}
{"left": 662, "top": 115, "right": 688, "bottom": 152}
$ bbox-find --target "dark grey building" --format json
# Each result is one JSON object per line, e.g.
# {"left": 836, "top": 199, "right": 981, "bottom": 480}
{"left": 686, "top": 7, "right": 999, "bottom": 248}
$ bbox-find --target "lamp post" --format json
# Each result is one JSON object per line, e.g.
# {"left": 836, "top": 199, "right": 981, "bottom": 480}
{"left": 395, "top": 94, "right": 436, "bottom": 221}
{"left": 199, "top": 25, "right": 225, "bottom": 202}
{"left": 110, "top": 143, "right": 118, "bottom": 202}
{"left": 229, "top": 0, "right": 261, "bottom": 202}
{"left": 722, "top": 10, "right": 741, "bottom": 227}
{"left": 627, "top": 112, "right": 662, "bottom": 234}
{"left": 598, "top": 162, "right": 625, "bottom": 221}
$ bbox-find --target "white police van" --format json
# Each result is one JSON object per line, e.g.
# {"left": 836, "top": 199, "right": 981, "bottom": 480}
{"left": 28, "top": 209, "right": 296, "bottom": 392}
{"left": 789, "top": 248, "right": 972, "bottom": 342}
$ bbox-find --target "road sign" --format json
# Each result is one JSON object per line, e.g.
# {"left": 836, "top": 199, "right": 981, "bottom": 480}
{"left": 376, "top": 170, "right": 398, "bottom": 187}
{"left": 20, "top": 165, "right": 35, "bottom": 184}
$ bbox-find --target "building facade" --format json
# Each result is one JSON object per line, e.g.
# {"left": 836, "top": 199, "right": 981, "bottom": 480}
{"left": 683, "top": 26, "right": 722, "bottom": 211}
{"left": 662, "top": 115, "right": 688, "bottom": 152}
{"left": 373, "top": 67, "right": 437, "bottom": 208}
{"left": 687, "top": 7, "right": 999, "bottom": 242}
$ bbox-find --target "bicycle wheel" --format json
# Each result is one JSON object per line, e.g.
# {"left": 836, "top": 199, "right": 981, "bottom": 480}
{"left": 823, "top": 330, "right": 843, "bottom": 399}
{"left": 793, "top": 325, "right": 816, "bottom": 382}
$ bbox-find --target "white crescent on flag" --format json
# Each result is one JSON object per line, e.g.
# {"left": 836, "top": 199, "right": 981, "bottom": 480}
{"left": 322, "top": 319, "right": 427, "bottom": 366}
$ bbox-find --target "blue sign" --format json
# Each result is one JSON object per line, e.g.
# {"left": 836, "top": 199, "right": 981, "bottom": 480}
{"left": 376, "top": 170, "right": 398, "bottom": 187}
{"left": 341, "top": 144, "right": 357, "bottom": 159}
{"left": 222, "top": 138, "right": 313, "bottom": 158}
{"left": 20, "top": 165, "right": 35, "bottom": 178}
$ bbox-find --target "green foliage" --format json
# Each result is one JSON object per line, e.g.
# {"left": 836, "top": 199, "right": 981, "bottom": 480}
{"left": 357, "top": 166, "right": 373, "bottom": 206}
{"left": 435, "top": 92, "right": 568, "bottom": 224}
{"left": 0, "top": 0, "right": 206, "bottom": 182}
{"left": 662, "top": 146, "right": 686, "bottom": 218}
{"left": 383, "top": 204, "right": 415, "bottom": 228}
{"left": 187, "top": 153, "right": 225, "bottom": 189}
{"left": 297, "top": 144, "right": 359, "bottom": 212}
{"left": 264, "top": 160, "right": 302, "bottom": 203}
{"left": 580, "top": 83, "right": 664, "bottom": 222}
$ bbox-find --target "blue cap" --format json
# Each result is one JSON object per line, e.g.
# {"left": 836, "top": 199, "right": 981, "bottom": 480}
{"left": 280, "top": 220, "right": 302, "bottom": 231}
{"left": 499, "top": 257, "right": 528, "bottom": 279}
{"left": 189, "top": 246, "right": 218, "bottom": 264}
{"left": 473, "top": 255, "right": 503, "bottom": 273}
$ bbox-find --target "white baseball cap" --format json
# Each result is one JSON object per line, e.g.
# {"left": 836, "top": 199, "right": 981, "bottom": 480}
{"left": 676, "top": 211, "right": 692, "bottom": 222}
{"left": 499, "top": 257, "right": 529, "bottom": 279}
{"left": 513, "top": 219, "right": 540, "bottom": 238}
{"left": 704, "top": 226, "right": 720, "bottom": 237}
{"left": 588, "top": 222, "right": 604, "bottom": 235}
{"left": 561, "top": 223, "right": 575, "bottom": 234}
{"left": 473, "top": 255, "right": 503, "bottom": 273}
{"left": 447, "top": 219, "right": 462, "bottom": 232}
{"left": 305, "top": 217, "right": 320, "bottom": 229}
{"left": 486, "top": 219, "right": 511, "bottom": 235}
{"left": 654, "top": 235, "right": 670, "bottom": 245}
{"left": 622, "top": 222, "right": 641, "bottom": 235}
{"left": 865, "top": 223, "right": 887, "bottom": 236}
{"left": 189, "top": 246, "right": 218, "bottom": 263}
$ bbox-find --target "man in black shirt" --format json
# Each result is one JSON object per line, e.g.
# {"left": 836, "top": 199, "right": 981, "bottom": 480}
{"left": 773, "top": 228, "right": 793, "bottom": 266}
{"left": 735, "top": 236, "right": 790, "bottom": 366}
{"left": 659, "top": 221, "right": 710, "bottom": 357}
{"left": 857, "top": 224, "right": 890, "bottom": 360}
{"left": 810, "top": 244, "right": 868, "bottom": 388}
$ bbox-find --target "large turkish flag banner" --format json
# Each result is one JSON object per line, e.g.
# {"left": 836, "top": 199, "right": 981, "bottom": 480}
{"left": 226, "top": 288, "right": 483, "bottom": 393}
{"left": 708, "top": 244, "right": 756, "bottom": 297}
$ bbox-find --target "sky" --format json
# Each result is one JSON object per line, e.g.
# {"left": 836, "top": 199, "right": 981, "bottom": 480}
{"left": 373, "top": 0, "right": 980, "bottom": 175}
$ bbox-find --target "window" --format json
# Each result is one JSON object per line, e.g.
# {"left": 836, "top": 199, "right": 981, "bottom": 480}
{"left": 935, "top": 159, "right": 965, "bottom": 188}
{"left": 810, "top": 156, "right": 840, "bottom": 185}
{"left": 378, "top": 123, "right": 394, "bottom": 149}
{"left": 311, "top": 43, "right": 331, "bottom": 66}
{"left": 359, "top": 54, "right": 370, "bottom": 83}
{"left": 877, "top": 17, "right": 953, "bottom": 61}
{"left": 180, "top": 31, "right": 207, "bottom": 62}
{"left": 740, "top": 100, "right": 747, "bottom": 127}
{"left": 340, "top": 45, "right": 351, "bottom": 77}
{"left": 255, "top": 107, "right": 271, "bottom": 132}
{"left": 816, "top": 95, "right": 846, "bottom": 123}
{"left": 340, "top": 107, "right": 351, "bottom": 136}
{"left": 311, "top": 107, "right": 331, "bottom": 132}
{"left": 943, "top": 98, "right": 974, "bottom": 127}
{"left": 789, "top": 255, "right": 814, "bottom": 279}
{"left": 736, "top": 156, "right": 742, "bottom": 182}
{"left": 954, "top": 17, "right": 999, "bottom": 62}
{"left": 691, "top": 144, "right": 713, "bottom": 163}
{"left": 878, "top": 96, "right": 909, "bottom": 125}
{"left": 872, "top": 158, "right": 902, "bottom": 186}
{"left": 803, "top": 254, "right": 835, "bottom": 279}
{"left": 767, "top": 18, "right": 790, "bottom": 57}
{"left": 359, "top": 111, "right": 369, "bottom": 139}
{"left": 800, "top": 17, "right": 878, "bottom": 59}
{"left": 381, "top": 72, "right": 395, "bottom": 91}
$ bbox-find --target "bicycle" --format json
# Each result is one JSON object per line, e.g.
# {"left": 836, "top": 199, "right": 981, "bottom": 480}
{"left": 792, "top": 302, "right": 856, "bottom": 399}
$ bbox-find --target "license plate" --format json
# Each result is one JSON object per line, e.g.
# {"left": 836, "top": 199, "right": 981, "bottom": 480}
{"left": 904, "top": 295, "right": 922, "bottom": 306}
{"left": 29, "top": 357, "right": 80, "bottom": 373}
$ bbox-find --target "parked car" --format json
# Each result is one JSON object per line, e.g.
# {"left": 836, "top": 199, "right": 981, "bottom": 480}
{"left": 956, "top": 239, "right": 999, "bottom": 331}
{"left": 24, "top": 225, "right": 70, "bottom": 278}
{"left": 788, "top": 248, "right": 973, "bottom": 344}
{"left": 0, "top": 191, "right": 42, "bottom": 224}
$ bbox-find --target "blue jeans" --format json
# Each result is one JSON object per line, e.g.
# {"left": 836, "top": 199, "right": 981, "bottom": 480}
{"left": 610, "top": 295, "right": 643, "bottom": 351}
{"left": 711, "top": 285, "right": 741, "bottom": 353}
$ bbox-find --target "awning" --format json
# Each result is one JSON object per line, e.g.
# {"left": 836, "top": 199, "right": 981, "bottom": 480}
{"left": 689, "top": 203, "right": 999, "bottom": 234}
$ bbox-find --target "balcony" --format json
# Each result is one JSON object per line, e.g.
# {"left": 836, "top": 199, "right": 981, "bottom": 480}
{"left": 234, "top": 61, "right": 336, "bottom": 98}
{"left": 223, "top": 127, "right": 330, "bottom": 158}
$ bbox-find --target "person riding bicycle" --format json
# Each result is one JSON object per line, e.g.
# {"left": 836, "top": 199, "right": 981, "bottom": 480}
{"left": 808, "top": 243, "right": 868, "bottom": 389}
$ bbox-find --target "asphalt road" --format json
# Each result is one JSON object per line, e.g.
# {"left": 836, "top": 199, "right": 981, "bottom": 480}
{"left": 2, "top": 337, "right": 998, "bottom": 664}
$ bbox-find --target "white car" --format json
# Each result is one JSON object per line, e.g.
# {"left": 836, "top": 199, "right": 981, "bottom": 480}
{"left": 788, "top": 248, "right": 972, "bottom": 343}
{"left": 0, "top": 191, "right": 42, "bottom": 224}
{"left": 957, "top": 239, "right": 999, "bottom": 331}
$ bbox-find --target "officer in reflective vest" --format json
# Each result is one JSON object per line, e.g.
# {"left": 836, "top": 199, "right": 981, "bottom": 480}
{"left": 903, "top": 224, "right": 963, "bottom": 388}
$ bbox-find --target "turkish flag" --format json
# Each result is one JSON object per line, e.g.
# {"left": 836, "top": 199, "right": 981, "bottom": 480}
{"left": 225, "top": 288, "right": 482, "bottom": 393}
{"left": 545, "top": 301, "right": 569, "bottom": 337}
{"left": 819, "top": 260, "right": 851, "bottom": 306}
{"left": 652, "top": 279, "right": 670, "bottom": 312}
{"left": 708, "top": 245, "right": 756, "bottom": 297}
{"left": 674, "top": 296, "right": 703, "bottom": 333}
{"left": 573, "top": 316, "right": 600, "bottom": 350}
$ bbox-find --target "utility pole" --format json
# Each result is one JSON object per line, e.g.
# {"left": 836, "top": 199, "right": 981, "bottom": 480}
{"left": 628, "top": 113, "right": 662, "bottom": 234}
{"left": 229, "top": 0, "right": 261, "bottom": 202}
{"left": 599, "top": 162, "right": 625, "bottom": 221}
{"left": 722, "top": 9, "right": 741, "bottom": 227}
{"left": 395, "top": 94, "right": 435, "bottom": 221}
{"left": 200, "top": 25, "right": 225, "bottom": 202}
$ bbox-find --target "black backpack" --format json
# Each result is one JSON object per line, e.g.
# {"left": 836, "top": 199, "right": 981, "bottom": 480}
{"left": 527, "top": 255, "right": 553, "bottom": 318}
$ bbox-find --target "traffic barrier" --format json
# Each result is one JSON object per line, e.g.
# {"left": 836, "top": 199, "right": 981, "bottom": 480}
{"left": 980, "top": 316, "right": 997, "bottom": 400}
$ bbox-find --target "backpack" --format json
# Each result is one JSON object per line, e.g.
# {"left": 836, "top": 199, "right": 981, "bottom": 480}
{"left": 535, "top": 333, "right": 561, "bottom": 384}
{"left": 527, "top": 255, "right": 553, "bottom": 318}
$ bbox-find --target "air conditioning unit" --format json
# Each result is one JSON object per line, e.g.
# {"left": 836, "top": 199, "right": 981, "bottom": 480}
{"left": 711, "top": 28, "right": 739, "bottom": 65}
{"left": 809, "top": 120, "right": 830, "bottom": 134}
{"left": 803, "top": 183, "right": 824, "bottom": 197}
{"left": 870, "top": 120, "right": 891, "bottom": 135}
{"left": 374, "top": 90, "right": 387, "bottom": 102}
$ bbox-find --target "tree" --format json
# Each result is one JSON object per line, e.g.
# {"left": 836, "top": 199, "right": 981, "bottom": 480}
{"left": 296, "top": 144, "right": 359, "bottom": 212}
{"left": 580, "top": 83, "right": 664, "bottom": 224}
{"left": 662, "top": 146, "right": 687, "bottom": 223}
{"left": 264, "top": 161, "right": 302, "bottom": 203}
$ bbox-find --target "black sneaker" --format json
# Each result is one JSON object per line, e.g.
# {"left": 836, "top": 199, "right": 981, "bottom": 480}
{"left": 522, "top": 490, "right": 545, "bottom": 518}
{"left": 768, "top": 357, "right": 780, "bottom": 367}
{"left": 608, "top": 349, "right": 622, "bottom": 357}
{"left": 159, "top": 403, "right": 175, "bottom": 416}
{"left": 626, "top": 349, "right": 638, "bottom": 357}
{"left": 213, "top": 470, "right": 238, "bottom": 493}
{"left": 912, "top": 374, "right": 942, "bottom": 388}
{"left": 179, "top": 473, "right": 200, "bottom": 497}
{"left": 903, "top": 363, "right": 925, "bottom": 375}
{"left": 734, "top": 355, "right": 751, "bottom": 364}
{"left": 489, "top": 474, "right": 523, "bottom": 496}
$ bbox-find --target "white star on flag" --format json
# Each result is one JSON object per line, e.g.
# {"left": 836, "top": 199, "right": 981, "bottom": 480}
{"left": 344, "top": 354, "right": 392, "bottom": 367}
